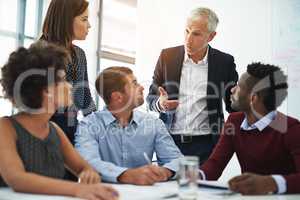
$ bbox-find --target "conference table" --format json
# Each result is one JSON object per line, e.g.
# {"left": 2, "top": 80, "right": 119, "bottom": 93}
{"left": 0, "top": 181, "right": 299, "bottom": 200}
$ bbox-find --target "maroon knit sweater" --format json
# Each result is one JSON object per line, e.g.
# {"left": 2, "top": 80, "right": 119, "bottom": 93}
{"left": 200, "top": 112, "right": 300, "bottom": 194}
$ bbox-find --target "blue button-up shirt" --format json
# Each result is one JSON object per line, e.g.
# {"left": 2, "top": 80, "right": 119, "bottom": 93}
{"left": 75, "top": 108, "right": 183, "bottom": 183}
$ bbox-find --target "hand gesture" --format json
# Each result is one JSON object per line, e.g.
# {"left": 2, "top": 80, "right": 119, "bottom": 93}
{"left": 158, "top": 87, "right": 179, "bottom": 111}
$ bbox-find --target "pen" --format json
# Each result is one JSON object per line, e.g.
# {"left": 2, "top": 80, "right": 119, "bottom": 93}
{"left": 143, "top": 152, "right": 152, "bottom": 164}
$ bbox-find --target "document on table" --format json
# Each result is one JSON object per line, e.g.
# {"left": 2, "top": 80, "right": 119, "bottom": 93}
{"left": 197, "top": 180, "right": 229, "bottom": 190}
{"left": 197, "top": 180, "right": 237, "bottom": 196}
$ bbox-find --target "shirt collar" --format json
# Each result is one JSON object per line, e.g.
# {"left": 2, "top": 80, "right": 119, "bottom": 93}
{"left": 102, "top": 107, "right": 117, "bottom": 126}
{"left": 240, "top": 110, "right": 277, "bottom": 132}
{"left": 184, "top": 46, "right": 209, "bottom": 65}
{"left": 102, "top": 107, "right": 140, "bottom": 127}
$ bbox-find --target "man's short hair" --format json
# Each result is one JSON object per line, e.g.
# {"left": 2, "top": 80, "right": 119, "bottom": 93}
{"left": 95, "top": 66, "right": 133, "bottom": 105}
{"left": 246, "top": 62, "right": 288, "bottom": 111}
{"left": 187, "top": 7, "right": 219, "bottom": 33}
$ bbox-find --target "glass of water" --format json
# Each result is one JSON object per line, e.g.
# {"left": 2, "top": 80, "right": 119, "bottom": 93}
{"left": 177, "top": 156, "right": 199, "bottom": 200}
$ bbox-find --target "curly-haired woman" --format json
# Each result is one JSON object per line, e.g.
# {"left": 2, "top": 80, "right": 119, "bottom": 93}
{"left": 0, "top": 41, "right": 118, "bottom": 200}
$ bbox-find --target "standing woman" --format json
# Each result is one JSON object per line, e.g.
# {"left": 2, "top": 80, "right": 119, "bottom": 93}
{"left": 41, "top": 0, "right": 96, "bottom": 144}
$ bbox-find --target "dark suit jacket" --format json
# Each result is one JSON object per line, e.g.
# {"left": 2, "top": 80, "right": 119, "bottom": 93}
{"left": 146, "top": 45, "right": 238, "bottom": 136}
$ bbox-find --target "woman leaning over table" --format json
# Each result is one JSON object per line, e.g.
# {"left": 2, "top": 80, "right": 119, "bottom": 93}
{"left": 40, "top": 0, "right": 96, "bottom": 145}
{"left": 0, "top": 41, "right": 118, "bottom": 200}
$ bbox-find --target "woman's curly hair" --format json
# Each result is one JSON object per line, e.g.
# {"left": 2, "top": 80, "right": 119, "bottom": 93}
{"left": 1, "top": 41, "right": 69, "bottom": 110}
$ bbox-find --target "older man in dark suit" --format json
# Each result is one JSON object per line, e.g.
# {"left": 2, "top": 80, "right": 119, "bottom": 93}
{"left": 147, "top": 7, "right": 238, "bottom": 164}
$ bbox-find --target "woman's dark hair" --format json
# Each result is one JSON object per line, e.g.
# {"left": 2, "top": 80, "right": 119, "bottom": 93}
{"left": 247, "top": 62, "right": 288, "bottom": 111}
{"left": 41, "top": 0, "right": 89, "bottom": 49}
{"left": 0, "top": 41, "right": 68, "bottom": 110}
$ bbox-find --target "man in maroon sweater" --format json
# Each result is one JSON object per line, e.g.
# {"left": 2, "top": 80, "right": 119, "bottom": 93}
{"left": 200, "top": 62, "right": 300, "bottom": 194}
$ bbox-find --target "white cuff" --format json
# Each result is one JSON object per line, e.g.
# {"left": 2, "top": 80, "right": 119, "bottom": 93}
{"left": 272, "top": 175, "right": 287, "bottom": 194}
{"left": 155, "top": 98, "right": 166, "bottom": 113}
{"left": 198, "top": 169, "right": 206, "bottom": 180}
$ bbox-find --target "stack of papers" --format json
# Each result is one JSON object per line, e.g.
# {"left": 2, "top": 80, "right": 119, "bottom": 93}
{"left": 197, "top": 180, "right": 229, "bottom": 190}
{"left": 197, "top": 180, "right": 237, "bottom": 197}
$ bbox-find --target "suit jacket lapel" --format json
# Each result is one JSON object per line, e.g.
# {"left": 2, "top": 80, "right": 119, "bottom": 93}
{"left": 207, "top": 46, "right": 218, "bottom": 96}
{"left": 174, "top": 45, "right": 185, "bottom": 84}
{"left": 166, "top": 46, "right": 185, "bottom": 97}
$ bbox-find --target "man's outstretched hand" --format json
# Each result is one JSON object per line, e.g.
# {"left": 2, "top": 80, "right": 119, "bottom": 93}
{"left": 158, "top": 87, "right": 179, "bottom": 111}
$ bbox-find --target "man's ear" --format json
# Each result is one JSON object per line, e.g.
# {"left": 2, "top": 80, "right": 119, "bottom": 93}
{"left": 208, "top": 31, "right": 216, "bottom": 42}
{"left": 250, "top": 93, "right": 259, "bottom": 106}
{"left": 111, "top": 91, "right": 123, "bottom": 103}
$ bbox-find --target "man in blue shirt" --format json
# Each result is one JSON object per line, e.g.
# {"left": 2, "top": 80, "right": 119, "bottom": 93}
{"left": 75, "top": 66, "right": 183, "bottom": 185}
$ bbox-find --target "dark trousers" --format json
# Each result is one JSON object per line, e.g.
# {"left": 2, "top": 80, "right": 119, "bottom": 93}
{"left": 171, "top": 134, "right": 219, "bottom": 165}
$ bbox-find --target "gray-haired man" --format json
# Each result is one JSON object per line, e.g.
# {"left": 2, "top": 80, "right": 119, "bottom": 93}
{"left": 147, "top": 7, "right": 238, "bottom": 164}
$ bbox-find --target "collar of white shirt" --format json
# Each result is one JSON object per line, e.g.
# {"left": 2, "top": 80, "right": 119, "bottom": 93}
{"left": 240, "top": 110, "right": 277, "bottom": 132}
{"left": 184, "top": 46, "right": 209, "bottom": 65}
